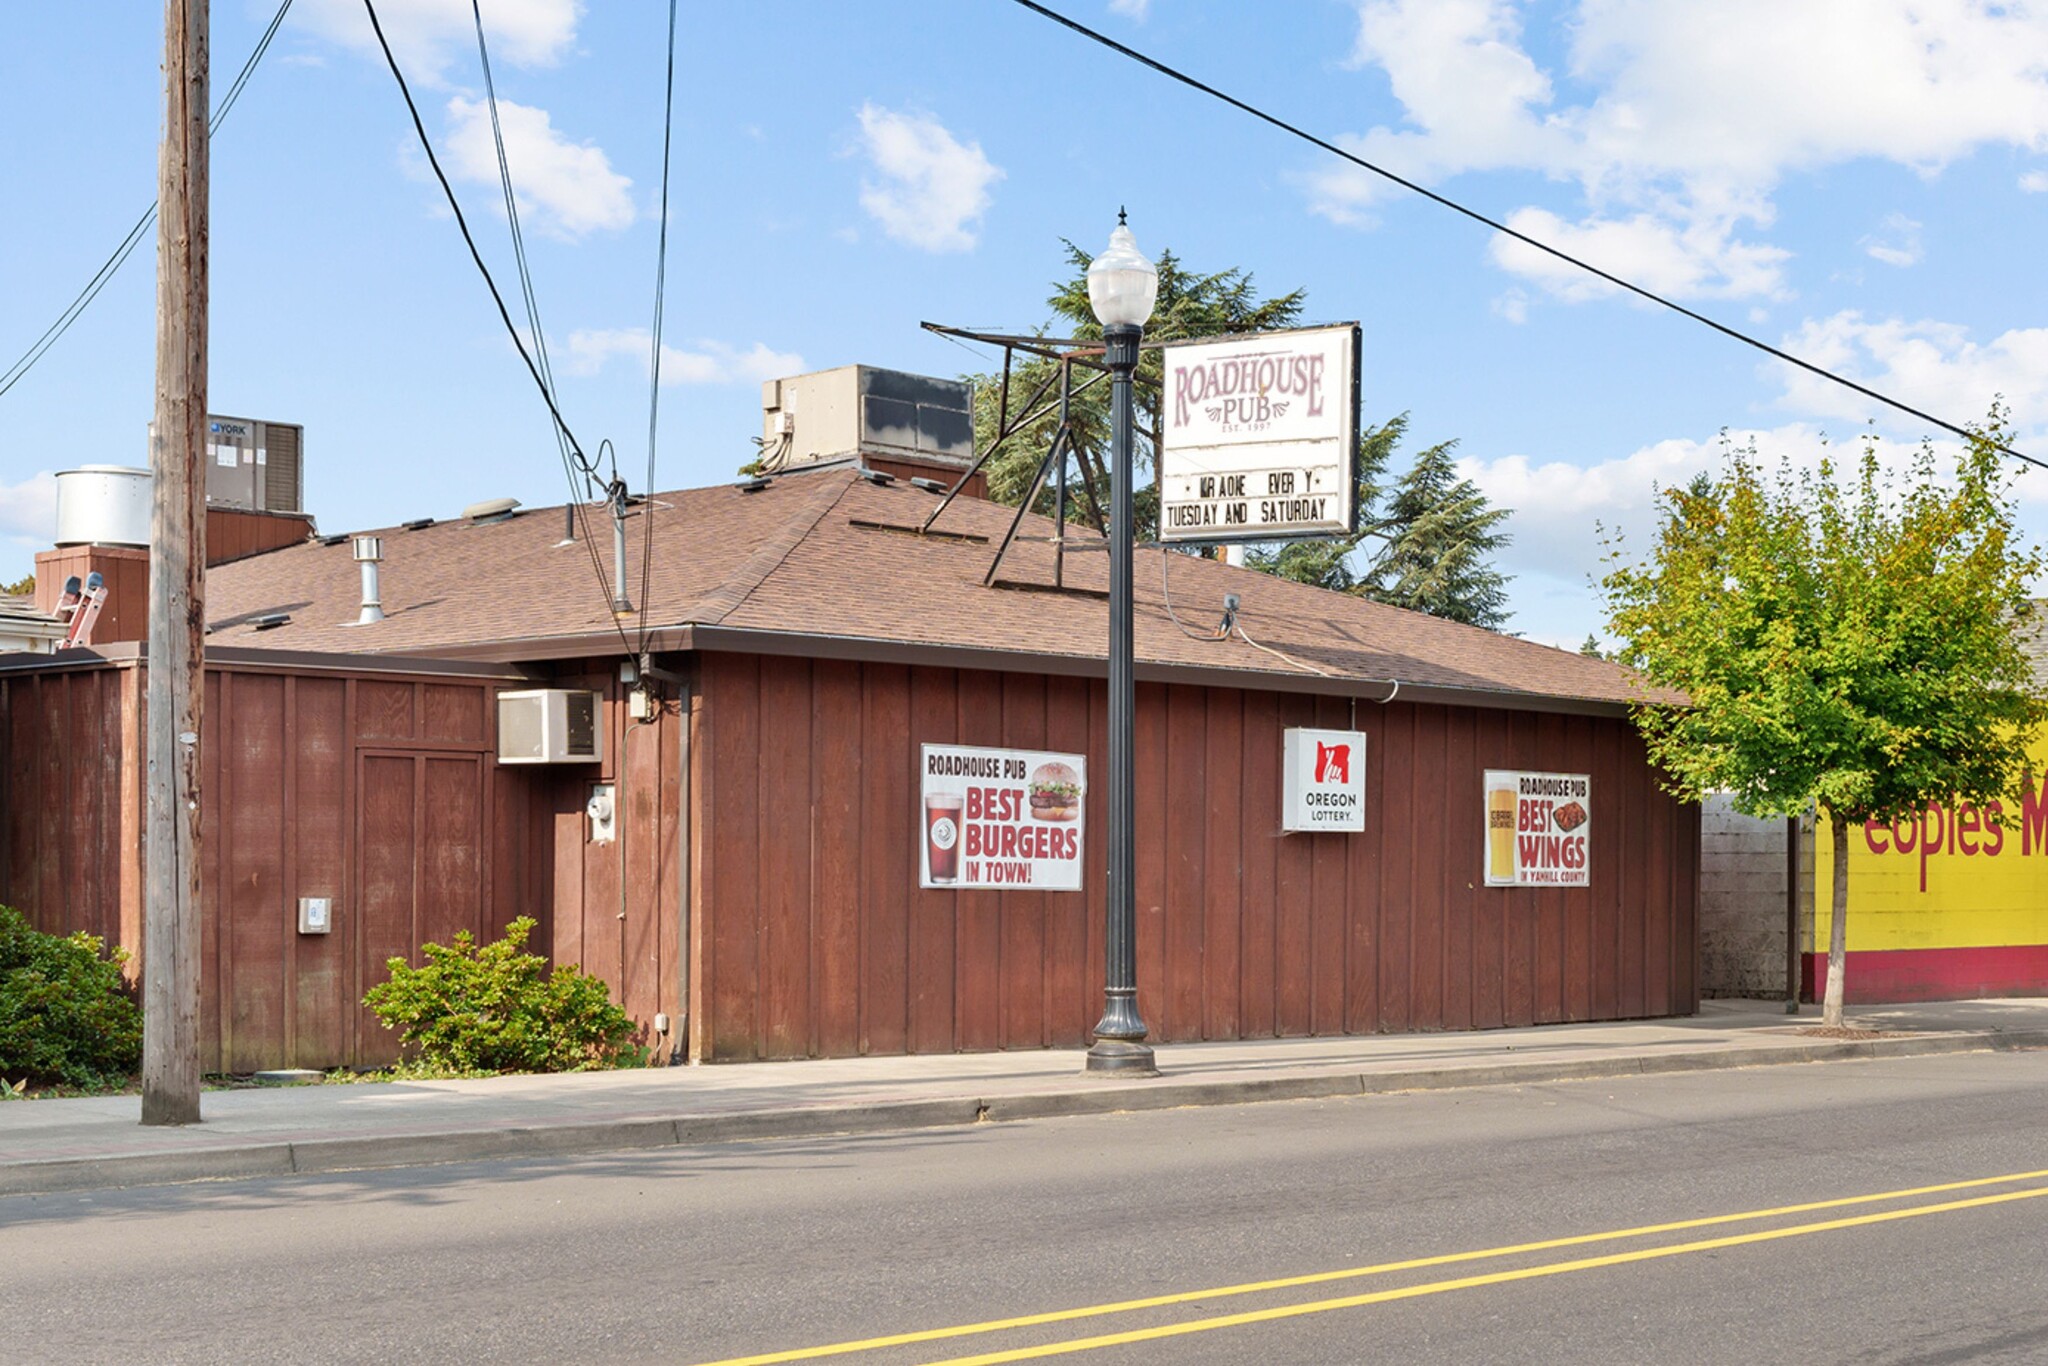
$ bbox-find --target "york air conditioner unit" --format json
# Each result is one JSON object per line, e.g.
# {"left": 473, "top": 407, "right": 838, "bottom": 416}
{"left": 497, "top": 689, "right": 601, "bottom": 764}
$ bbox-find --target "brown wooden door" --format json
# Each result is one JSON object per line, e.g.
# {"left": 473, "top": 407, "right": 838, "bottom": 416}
{"left": 353, "top": 750, "right": 486, "bottom": 1064}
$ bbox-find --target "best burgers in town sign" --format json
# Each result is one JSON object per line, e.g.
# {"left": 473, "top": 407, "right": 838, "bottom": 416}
{"left": 920, "top": 743, "right": 1087, "bottom": 891}
{"left": 1157, "top": 323, "right": 1361, "bottom": 545}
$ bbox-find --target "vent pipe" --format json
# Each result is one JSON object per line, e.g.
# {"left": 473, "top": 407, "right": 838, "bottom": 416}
{"left": 351, "top": 535, "right": 385, "bottom": 625}
{"left": 609, "top": 484, "right": 633, "bottom": 615}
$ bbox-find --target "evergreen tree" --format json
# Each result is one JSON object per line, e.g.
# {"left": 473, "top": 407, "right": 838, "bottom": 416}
{"left": 1360, "top": 438, "right": 1513, "bottom": 629}
{"left": 970, "top": 243, "right": 1303, "bottom": 536}
{"left": 969, "top": 246, "right": 1515, "bottom": 630}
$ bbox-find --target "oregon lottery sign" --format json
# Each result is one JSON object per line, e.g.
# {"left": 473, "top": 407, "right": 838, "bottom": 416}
{"left": 1483, "top": 770, "right": 1591, "bottom": 888}
{"left": 1157, "top": 323, "right": 1361, "bottom": 545}
{"left": 920, "top": 743, "right": 1087, "bottom": 891}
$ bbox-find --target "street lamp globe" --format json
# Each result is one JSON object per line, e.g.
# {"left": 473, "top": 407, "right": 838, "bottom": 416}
{"left": 1086, "top": 212, "right": 1158, "bottom": 330}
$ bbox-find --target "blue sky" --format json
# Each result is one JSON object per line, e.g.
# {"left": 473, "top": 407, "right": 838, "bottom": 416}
{"left": 4, "top": 1, "right": 2048, "bottom": 646}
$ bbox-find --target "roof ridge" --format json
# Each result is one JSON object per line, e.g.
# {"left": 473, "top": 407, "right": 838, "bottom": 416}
{"left": 689, "top": 473, "right": 857, "bottom": 626}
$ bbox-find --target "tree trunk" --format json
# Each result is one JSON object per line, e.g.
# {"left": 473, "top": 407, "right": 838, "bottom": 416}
{"left": 1822, "top": 811, "right": 1849, "bottom": 1028}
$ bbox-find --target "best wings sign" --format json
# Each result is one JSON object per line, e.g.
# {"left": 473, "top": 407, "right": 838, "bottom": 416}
{"left": 1157, "top": 323, "right": 1361, "bottom": 544}
{"left": 1483, "top": 770, "right": 1591, "bottom": 888}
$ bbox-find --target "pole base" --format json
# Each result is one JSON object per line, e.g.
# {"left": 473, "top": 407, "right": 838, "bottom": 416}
{"left": 1085, "top": 1038, "right": 1158, "bottom": 1075}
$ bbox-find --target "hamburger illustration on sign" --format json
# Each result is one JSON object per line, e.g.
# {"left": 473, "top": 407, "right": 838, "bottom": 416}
{"left": 1029, "top": 761, "right": 1082, "bottom": 822}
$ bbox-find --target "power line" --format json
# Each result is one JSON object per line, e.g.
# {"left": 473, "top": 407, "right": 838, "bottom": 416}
{"left": 1009, "top": 0, "right": 2045, "bottom": 472}
{"left": 0, "top": 0, "right": 295, "bottom": 400}
{"left": 362, "top": 0, "right": 636, "bottom": 658}
{"left": 637, "top": 0, "right": 679, "bottom": 654}
{"left": 468, "top": 0, "right": 593, "bottom": 495}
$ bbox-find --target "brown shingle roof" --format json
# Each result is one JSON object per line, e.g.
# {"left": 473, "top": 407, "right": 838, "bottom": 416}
{"left": 204, "top": 470, "right": 1662, "bottom": 711}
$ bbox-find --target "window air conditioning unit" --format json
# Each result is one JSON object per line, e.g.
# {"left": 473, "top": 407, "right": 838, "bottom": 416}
{"left": 497, "top": 689, "right": 601, "bottom": 764}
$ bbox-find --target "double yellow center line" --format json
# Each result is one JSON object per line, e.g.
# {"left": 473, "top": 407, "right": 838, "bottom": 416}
{"left": 697, "top": 1167, "right": 2048, "bottom": 1366}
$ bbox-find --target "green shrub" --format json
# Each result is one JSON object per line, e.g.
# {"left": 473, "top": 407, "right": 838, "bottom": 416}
{"left": 0, "top": 905, "right": 142, "bottom": 1089}
{"left": 363, "top": 916, "right": 634, "bottom": 1074}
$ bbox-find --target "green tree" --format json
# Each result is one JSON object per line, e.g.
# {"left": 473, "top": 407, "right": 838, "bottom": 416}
{"left": 1602, "top": 421, "right": 2046, "bottom": 1026}
{"left": 970, "top": 243, "right": 1304, "bottom": 529}
{"left": 969, "top": 246, "right": 1515, "bottom": 630}
{"left": 1243, "top": 415, "right": 1513, "bottom": 630}
{"left": 0, "top": 574, "right": 34, "bottom": 597}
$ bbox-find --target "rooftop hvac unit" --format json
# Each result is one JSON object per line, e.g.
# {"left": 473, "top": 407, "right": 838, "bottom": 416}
{"left": 144, "top": 414, "right": 304, "bottom": 512}
{"left": 759, "top": 366, "right": 973, "bottom": 472}
{"left": 497, "top": 689, "right": 601, "bottom": 764}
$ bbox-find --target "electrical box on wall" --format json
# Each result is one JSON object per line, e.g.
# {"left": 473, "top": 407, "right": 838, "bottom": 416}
{"left": 298, "top": 896, "right": 333, "bottom": 934}
{"left": 497, "top": 689, "right": 601, "bottom": 763}
{"left": 586, "top": 783, "right": 616, "bottom": 843}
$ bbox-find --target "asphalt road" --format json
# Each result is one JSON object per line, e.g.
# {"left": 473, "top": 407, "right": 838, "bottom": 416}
{"left": 4, "top": 1051, "right": 2048, "bottom": 1365}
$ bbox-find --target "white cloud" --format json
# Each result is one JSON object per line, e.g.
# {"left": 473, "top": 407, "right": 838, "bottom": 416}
{"left": 1464, "top": 423, "right": 1950, "bottom": 620}
{"left": 292, "top": 0, "right": 579, "bottom": 85}
{"left": 0, "top": 472, "right": 56, "bottom": 543}
{"left": 1109, "top": 0, "right": 1152, "bottom": 16}
{"left": 563, "top": 330, "right": 804, "bottom": 386}
{"left": 1315, "top": 0, "right": 2048, "bottom": 300}
{"left": 443, "top": 96, "right": 633, "bottom": 238}
{"left": 1489, "top": 206, "right": 1791, "bottom": 301}
{"left": 1860, "top": 212, "right": 1923, "bottom": 267}
{"left": 2022, "top": 170, "right": 2048, "bottom": 192}
{"left": 853, "top": 104, "right": 1003, "bottom": 253}
{"left": 1772, "top": 312, "right": 2048, "bottom": 434}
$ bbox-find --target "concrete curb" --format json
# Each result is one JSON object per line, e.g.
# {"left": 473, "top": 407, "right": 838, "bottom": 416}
{"left": 5, "top": 1029, "right": 2044, "bottom": 1196}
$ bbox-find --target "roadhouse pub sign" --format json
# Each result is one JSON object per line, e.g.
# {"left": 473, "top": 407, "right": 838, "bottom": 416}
{"left": 1483, "top": 770, "right": 1591, "bottom": 887}
{"left": 920, "top": 743, "right": 1087, "bottom": 891}
{"left": 1157, "top": 323, "right": 1361, "bottom": 544}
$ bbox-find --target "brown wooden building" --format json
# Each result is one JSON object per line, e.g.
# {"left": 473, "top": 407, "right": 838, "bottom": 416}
{"left": 0, "top": 468, "right": 1696, "bottom": 1069}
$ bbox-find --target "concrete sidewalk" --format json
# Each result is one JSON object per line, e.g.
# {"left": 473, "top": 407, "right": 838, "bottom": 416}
{"left": 6, "top": 998, "right": 2046, "bottom": 1196}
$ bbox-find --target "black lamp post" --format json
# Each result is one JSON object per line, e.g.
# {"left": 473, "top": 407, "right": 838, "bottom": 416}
{"left": 1085, "top": 211, "right": 1159, "bottom": 1076}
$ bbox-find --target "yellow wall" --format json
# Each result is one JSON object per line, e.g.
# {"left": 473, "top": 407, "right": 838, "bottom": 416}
{"left": 1815, "top": 735, "right": 2048, "bottom": 953}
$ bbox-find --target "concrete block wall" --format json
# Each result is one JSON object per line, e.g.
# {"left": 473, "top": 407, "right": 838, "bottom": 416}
{"left": 1699, "top": 795, "right": 1800, "bottom": 998}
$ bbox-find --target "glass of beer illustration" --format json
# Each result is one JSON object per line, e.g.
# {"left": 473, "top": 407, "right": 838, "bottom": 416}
{"left": 1486, "top": 782, "right": 1518, "bottom": 883}
{"left": 925, "top": 792, "right": 965, "bottom": 883}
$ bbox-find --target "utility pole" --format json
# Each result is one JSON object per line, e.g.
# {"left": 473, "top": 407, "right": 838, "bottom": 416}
{"left": 142, "top": 0, "right": 208, "bottom": 1127}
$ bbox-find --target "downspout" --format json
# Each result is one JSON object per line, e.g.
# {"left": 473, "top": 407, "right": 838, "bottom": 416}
{"left": 674, "top": 674, "right": 692, "bottom": 1063}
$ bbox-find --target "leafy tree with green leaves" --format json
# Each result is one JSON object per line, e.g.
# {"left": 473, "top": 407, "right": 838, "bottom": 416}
{"left": 1602, "top": 420, "right": 2046, "bottom": 1026}
{"left": 0, "top": 904, "right": 141, "bottom": 1090}
{"left": 969, "top": 246, "right": 1514, "bottom": 630}
{"left": 0, "top": 574, "right": 34, "bottom": 598}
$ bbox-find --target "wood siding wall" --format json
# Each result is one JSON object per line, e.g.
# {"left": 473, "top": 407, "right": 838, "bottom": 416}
{"left": 205, "top": 507, "right": 316, "bottom": 565}
{"left": 690, "top": 652, "right": 1699, "bottom": 1062}
{"left": 531, "top": 664, "right": 688, "bottom": 1057}
{"left": 33, "top": 545, "right": 150, "bottom": 645}
{"left": 0, "top": 660, "right": 552, "bottom": 1071}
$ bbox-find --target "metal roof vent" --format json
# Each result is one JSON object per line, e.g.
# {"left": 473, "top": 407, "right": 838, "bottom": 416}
{"left": 349, "top": 535, "right": 385, "bottom": 626}
{"left": 464, "top": 497, "right": 521, "bottom": 524}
